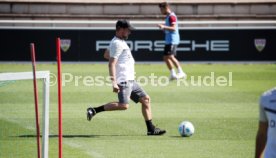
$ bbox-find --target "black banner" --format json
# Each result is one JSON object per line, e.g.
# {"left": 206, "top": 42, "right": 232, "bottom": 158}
{"left": 0, "top": 29, "right": 275, "bottom": 61}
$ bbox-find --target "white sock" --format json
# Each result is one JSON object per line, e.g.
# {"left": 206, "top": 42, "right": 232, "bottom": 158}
{"left": 177, "top": 67, "right": 184, "bottom": 74}
{"left": 170, "top": 69, "right": 176, "bottom": 76}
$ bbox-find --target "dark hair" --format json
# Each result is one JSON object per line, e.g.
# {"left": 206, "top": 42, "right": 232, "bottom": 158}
{"left": 159, "top": 2, "right": 169, "bottom": 8}
{"left": 116, "top": 19, "right": 135, "bottom": 30}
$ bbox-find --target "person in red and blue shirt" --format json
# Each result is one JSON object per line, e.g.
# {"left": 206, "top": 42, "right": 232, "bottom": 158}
{"left": 158, "top": 2, "right": 186, "bottom": 80}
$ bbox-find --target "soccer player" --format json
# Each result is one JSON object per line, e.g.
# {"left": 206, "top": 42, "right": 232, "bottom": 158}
{"left": 87, "top": 19, "right": 166, "bottom": 136}
{"left": 255, "top": 87, "right": 276, "bottom": 158}
{"left": 158, "top": 2, "right": 186, "bottom": 80}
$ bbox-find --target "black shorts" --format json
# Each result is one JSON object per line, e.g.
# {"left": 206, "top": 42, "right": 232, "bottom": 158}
{"left": 164, "top": 44, "right": 178, "bottom": 56}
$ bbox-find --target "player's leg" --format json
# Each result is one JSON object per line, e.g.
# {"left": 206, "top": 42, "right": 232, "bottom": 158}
{"left": 169, "top": 45, "right": 186, "bottom": 79}
{"left": 163, "top": 55, "right": 173, "bottom": 70}
{"left": 87, "top": 102, "right": 129, "bottom": 121}
{"left": 130, "top": 81, "right": 166, "bottom": 135}
{"left": 103, "top": 102, "right": 129, "bottom": 110}
{"left": 87, "top": 82, "right": 131, "bottom": 121}
{"left": 139, "top": 96, "right": 166, "bottom": 135}
{"left": 169, "top": 55, "right": 186, "bottom": 79}
{"left": 140, "top": 95, "right": 152, "bottom": 121}
{"left": 164, "top": 45, "right": 177, "bottom": 80}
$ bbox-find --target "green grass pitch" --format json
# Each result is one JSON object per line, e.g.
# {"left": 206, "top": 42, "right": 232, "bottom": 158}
{"left": 0, "top": 63, "right": 275, "bottom": 158}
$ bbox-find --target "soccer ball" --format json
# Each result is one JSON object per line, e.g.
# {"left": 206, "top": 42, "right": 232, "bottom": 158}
{"left": 178, "top": 121, "right": 195, "bottom": 137}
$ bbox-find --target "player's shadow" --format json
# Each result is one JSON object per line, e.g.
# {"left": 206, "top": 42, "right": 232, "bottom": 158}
{"left": 17, "top": 134, "right": 141, "bottom": 138}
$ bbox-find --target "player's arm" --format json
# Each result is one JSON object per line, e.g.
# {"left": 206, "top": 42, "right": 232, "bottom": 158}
{"left": 108, "top": 58, "right": 119, "bottom": 93}
{"left": 108, "top": 42, "right": 122, "bottom": 93}
{"left": 158, "top": 15, "right": 177, "bottom": 31}
{"left": 158, "top": 23, "right": 176, "bottom": 31}
{"left": 104, "top": 49, "right": 110, "bottom": 60}
{"left": 255, "top": 104, "right": 268, "bottom": 158}
{"left": 255, "top": 121, "right": 268, "bottom": 158}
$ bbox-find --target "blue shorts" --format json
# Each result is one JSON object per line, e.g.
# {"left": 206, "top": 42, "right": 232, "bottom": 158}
{"left": 118, "top": 80, "right": 147, "bottom": 104}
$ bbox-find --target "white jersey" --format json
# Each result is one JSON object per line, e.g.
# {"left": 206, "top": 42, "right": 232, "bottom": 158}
{"left": 109, "top": 36, "right": 135, "bottom": 83}
{"left": 259, "top": 87, "right": 276, "bottom": 158}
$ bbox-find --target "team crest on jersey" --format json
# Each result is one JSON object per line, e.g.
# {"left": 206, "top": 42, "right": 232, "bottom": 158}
{"left": 254, "top": 39, "right": 266, "bottom": 52}
{"left": 60, "top": 39, "right": 71, "bottom": 52}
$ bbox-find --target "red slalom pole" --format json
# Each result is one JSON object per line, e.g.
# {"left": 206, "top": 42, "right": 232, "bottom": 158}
{"left": 56, "top": 38, "right": 63, "bottom": 158}
{"left": 30, "top": 43, "right": 41, "bottom": 158}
